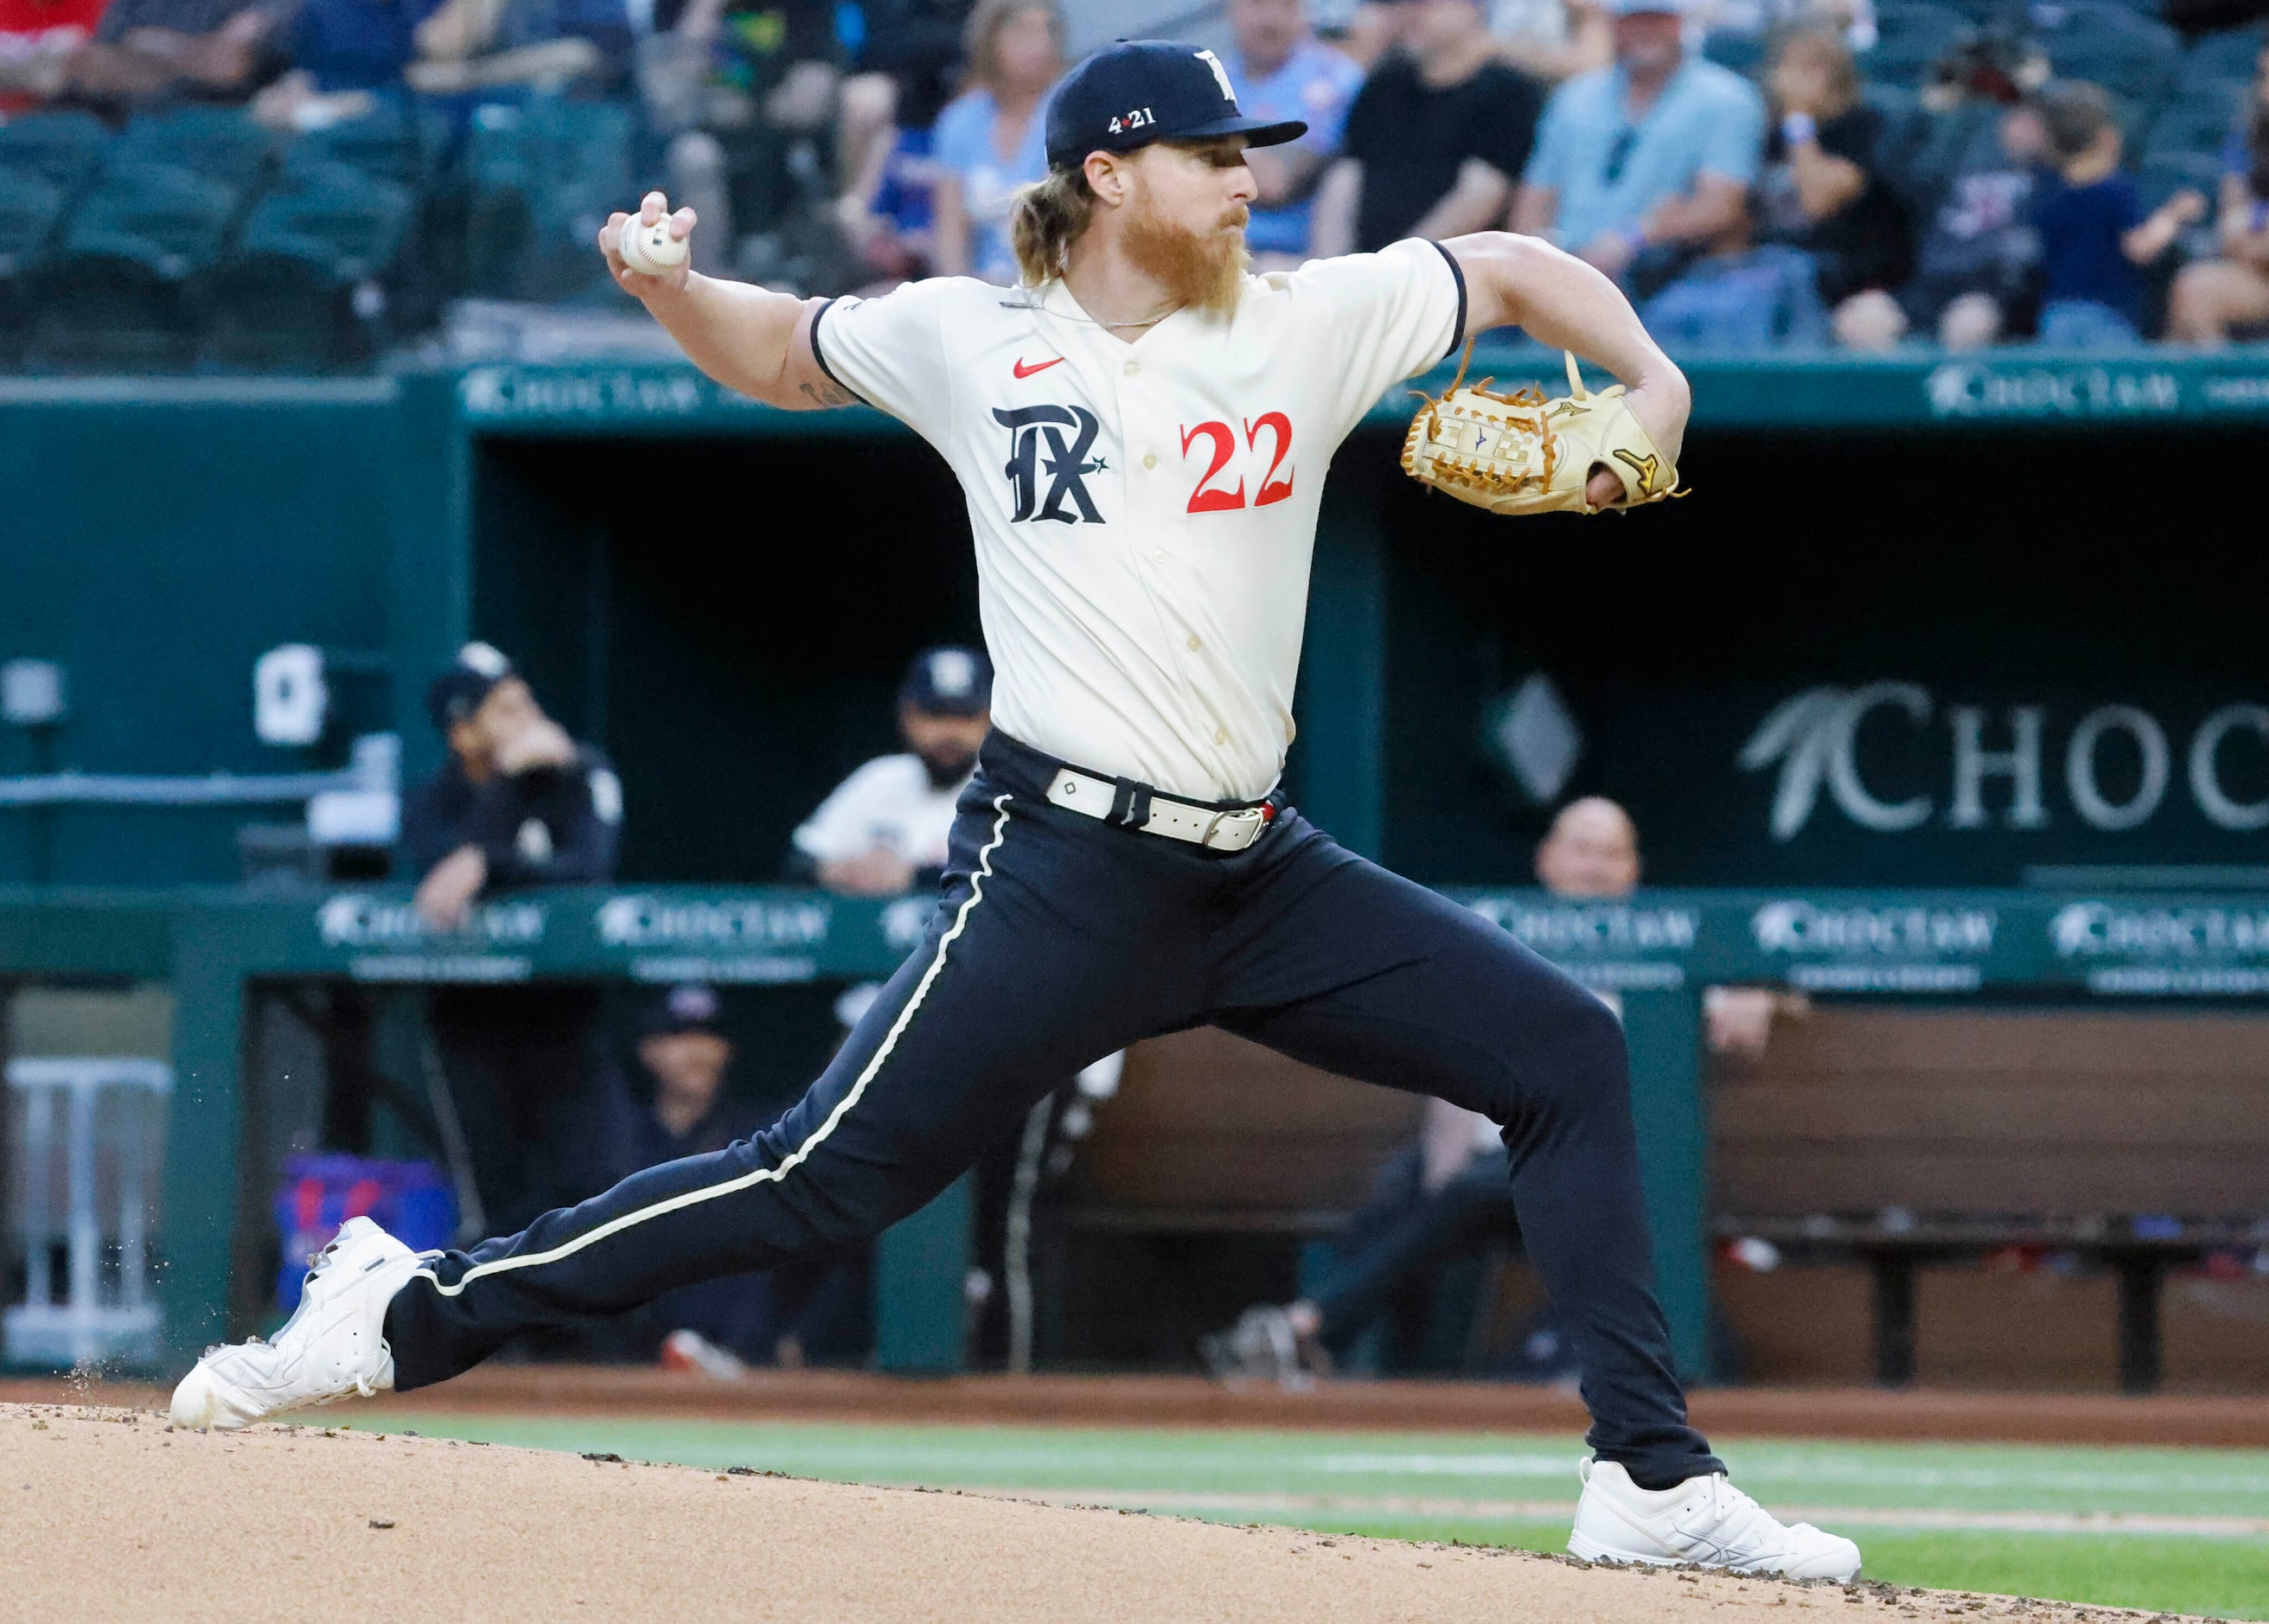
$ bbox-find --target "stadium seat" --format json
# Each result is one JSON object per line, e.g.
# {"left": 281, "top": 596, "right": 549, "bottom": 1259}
{"left": 291, "top": 98, "right": 452, "bottom": 189}
{"left": 1862, "top": 81, "right": 1927, "bottom": 170}
{"left": 2031, "top": 3, "right": 2182, "bottom": 106}
{"left": 2144, "top": 84, "right": 2246, "bottom": 160}
{"left": 2176, "top": 22, "right": 2266, "bottom": 88}
{"left": 112, "top": 107, "right": 278, "bottom": 196}
{"left": 0, "top": 168, "right": 64, "bottom": 366}
{"left": 200, "top": 161, "right": 415, "bottom": 370}
{"left": 463, "top": 95, "right": 634, "bottom": 300}
{"left": 0, "top": 109, "right": 111, "bottom": 195}
{"left": 28, "top": 163, "right": 237, "bottom": 370}
{"left": 2137, "top": 147, "right": 2222, "bottom": 203}
{"left": 1881, "top": 99, "right": 2006, "bottom": 209}
{"left": 1702, "top": 29, "right": 1765, "bottom": 79}
{"left": 1858, "top": 3, "right": 1974, "bottom": 86}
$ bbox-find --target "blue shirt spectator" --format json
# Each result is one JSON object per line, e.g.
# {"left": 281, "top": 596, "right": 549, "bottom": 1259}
{"left": 933, "top": 0, "right": 1060, "bottom": 285}
{"left": 1522, "top": 55, "right": 1763, "bottom": 249}
{"left": 1513, "top": 0, "right": 1761, "bottom": 283}
{"left": 2036, "top": 171, "right": 2144, "bottom": 327}
{"left": 289, "top": 0, "right": 444, "bottom": 91}
{"left": 1224, "top": 0, "right": 1362, "bottom": 259}
{"left": 932, "top": 82, "right": 1049, "bottom": 284}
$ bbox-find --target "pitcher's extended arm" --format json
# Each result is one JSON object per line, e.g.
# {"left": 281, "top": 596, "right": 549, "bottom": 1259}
{"left": 1441, "top": 230, "right": 1689, "bottom": 491}
{"left": 598, "top": 191, "right": 855, "bottom": 411}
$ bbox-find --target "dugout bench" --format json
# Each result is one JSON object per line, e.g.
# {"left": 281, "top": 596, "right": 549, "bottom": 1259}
{"left": 4, "top": 883, "right": 2268, "bottom": 1387}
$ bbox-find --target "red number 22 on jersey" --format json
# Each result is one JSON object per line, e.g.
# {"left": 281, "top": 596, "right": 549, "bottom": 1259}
{"left": 1180, "top": 413, "right": 1294, "bottom": 515}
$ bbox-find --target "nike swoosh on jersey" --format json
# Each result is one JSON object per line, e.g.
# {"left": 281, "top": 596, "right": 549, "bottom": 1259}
{"left": 1013, "top": 356, "right": 1064, "bottom": 378}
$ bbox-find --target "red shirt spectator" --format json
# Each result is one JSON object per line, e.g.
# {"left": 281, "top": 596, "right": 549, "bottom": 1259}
{"left": 0, "top": 0, "right": 105, "bottom": 112}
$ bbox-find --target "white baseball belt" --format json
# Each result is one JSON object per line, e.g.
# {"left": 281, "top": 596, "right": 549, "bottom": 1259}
{"left": 1045, "top": 765, "right": 1274, "bottom": 852}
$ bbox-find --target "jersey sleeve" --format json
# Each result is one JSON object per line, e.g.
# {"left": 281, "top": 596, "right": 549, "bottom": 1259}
{"left": 1289, "top": 238, "right": 1467, "bottom": 442}
{"left": 809, "top": 278, "right": 962, "bottom": 442}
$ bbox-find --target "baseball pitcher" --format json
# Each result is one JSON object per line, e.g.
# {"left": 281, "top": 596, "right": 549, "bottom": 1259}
{"left": 176, "top": 39, "right": 1857, "bottom": 1581}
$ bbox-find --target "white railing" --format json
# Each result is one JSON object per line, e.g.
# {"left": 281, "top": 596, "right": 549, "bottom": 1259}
{"left": 4, "top": 1058, "right": 172, "bottom": 1369}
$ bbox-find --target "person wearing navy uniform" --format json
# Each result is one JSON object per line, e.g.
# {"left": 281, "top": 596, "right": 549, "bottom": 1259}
{"left": 400, "top": 643, "right": 626, "bottom": 1235}
{"left": 177, "top": 41, "right": 1859, "bottom": 1582}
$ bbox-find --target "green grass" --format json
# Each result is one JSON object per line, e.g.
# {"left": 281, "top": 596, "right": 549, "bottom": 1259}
{"left": 356, "top": 1412, "right": 2269, "bottom": 1620}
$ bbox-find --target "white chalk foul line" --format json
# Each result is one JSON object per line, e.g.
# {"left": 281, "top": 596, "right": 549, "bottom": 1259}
{"left": 986, "top": 1488, "right": 2269, "bottom": 1540}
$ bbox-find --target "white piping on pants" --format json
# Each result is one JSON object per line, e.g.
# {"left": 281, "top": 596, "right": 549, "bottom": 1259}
{"left": 409, "top": 794, "right": 1017, "bottom": 1301}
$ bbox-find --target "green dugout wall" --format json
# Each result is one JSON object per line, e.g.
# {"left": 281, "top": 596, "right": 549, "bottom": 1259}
{"left": 8, "top": 348, "right": 2269, "bottom": 892}
{"left": 6, "top": 347, "right": 2269, "bottom": 1378}
{"left": 10, "top": 881, "right": 2269, "bottom": 1379}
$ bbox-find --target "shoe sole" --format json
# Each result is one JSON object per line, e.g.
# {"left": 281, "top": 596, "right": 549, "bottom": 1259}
{"left": 1567, "top": 1531, "right": 1860, "bottom": 1583}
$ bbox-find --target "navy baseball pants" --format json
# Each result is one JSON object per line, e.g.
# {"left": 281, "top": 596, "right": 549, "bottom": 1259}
{"left": 386, "top": 731, "right": 1722, "bottom": 1487}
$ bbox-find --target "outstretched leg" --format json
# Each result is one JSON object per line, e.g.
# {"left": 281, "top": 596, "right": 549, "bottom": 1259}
{"left": 383, "top": 788, "right": 1204, "bottom": 1389}
{"left": 1207, "top": 815, "right": 1718, "bottom": 1487}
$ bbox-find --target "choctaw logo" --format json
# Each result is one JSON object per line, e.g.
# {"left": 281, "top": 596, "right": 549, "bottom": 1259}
{"left": 994, "top": 405, "right": 1108, "bottom": 524}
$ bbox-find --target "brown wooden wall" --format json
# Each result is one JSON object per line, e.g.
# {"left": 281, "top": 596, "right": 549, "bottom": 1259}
{"left": 1712, "top": 1007, "right": 2269, "bottom": 1218}
{"left": 1075, "top": 1027, "right": 1423, "bottom": 1226}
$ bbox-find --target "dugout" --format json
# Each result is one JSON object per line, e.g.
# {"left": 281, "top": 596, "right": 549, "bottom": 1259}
{"left": 9, "top": 349, "right": 2269, "bottom": 1387}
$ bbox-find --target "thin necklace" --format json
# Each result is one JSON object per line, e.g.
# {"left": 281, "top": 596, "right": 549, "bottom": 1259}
{"left": 1004, "top": 286, "right": 1184, "bottom": 329}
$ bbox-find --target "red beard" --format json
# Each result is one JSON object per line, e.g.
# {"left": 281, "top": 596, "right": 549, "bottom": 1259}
{"left": 1122, "top": 190, "right": 1252, "bottom": 319}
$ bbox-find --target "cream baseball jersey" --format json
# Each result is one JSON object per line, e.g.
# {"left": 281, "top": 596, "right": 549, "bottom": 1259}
{"left": 809, "top": 239, "right": 1466, "bottom": 803}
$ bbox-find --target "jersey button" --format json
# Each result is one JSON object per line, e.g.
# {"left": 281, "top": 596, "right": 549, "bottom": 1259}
{"left": 1141, "top": 452, "right": 1157, "bottom": 470}
{"left": 1214, "top": 727, "right": 1230, "bottom": 745}
{"left": 1151, "top": 549, "right": 1167, "bottom": 565}
{"left": 1122, "top": 359, "right": 1141, "bottom": 376}
{"left": 1186, "top": 635, "right": 1202, "bottom": 651}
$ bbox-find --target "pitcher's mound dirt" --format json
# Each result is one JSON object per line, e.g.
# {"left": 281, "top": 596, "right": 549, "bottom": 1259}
{"left": 0, "top": 1402, "right": 2204, "bottom": 1623}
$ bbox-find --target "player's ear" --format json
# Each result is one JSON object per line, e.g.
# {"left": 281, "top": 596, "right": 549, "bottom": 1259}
{"left": 1084, "top": 150, "right": 1131, "bottom": 208}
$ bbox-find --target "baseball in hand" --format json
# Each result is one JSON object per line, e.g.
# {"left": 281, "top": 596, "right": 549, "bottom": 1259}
{"left": 619, "top": 215, "right": 690, "bottom": 276}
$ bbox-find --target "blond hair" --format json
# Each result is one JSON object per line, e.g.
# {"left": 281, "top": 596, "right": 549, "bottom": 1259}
{"left": 1009, "top": 164, "right": 1095, "bottom": 286}
{"left": 962, "top": 0, "right": 1065, "bottom": 96}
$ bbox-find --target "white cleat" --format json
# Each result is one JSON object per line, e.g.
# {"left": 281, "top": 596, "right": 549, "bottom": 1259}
{"left": 1568, "top": 1459, "right": 1863, "bottom": 1582}
{"left": 169, "top": 1216, "right": 421, "bottom": 1432}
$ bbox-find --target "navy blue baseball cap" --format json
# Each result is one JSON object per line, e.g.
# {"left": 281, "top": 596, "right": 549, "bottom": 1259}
{"left": 899, "top": 646, "right": 993, "bottom": 717}
{"left": 425, "top": 641, "right": 515, "bottom": 734}
{"left": 1044, "top": 40, "right": 1307, "bottom": 173}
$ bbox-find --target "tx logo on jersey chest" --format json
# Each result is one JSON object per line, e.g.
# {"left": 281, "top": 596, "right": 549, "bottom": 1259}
{"left": 994, "top": 405, "right": 1108, "bottom": 524}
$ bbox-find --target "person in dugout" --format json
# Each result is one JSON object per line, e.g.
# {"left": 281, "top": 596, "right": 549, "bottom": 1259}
{"left": 789, "top": 644, "right": 994, "bottom": 897}
{"left": 581, "top": 983, "right": 872, "bottom": 1372}
{"left": 400, "top": 643, "right": 625, "bottom": 1237}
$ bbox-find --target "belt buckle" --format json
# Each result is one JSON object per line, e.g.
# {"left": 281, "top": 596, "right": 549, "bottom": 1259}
{"left": 1200, "top": 807, "right": 1265, "bottom": 850}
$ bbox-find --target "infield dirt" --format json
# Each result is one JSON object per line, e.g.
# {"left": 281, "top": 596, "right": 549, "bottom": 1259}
{"left": 0, "top": 1401, "right": 2222, "bottom": 1623}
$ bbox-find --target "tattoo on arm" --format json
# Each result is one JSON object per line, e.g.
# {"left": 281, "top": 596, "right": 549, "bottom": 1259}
{"left": 796, "top": 377, "right": 857, "bottom": 408}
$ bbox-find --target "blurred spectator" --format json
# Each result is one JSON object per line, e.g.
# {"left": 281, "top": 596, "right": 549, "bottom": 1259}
{"left": 402, "top": 0, "right": 630, "bottom": 95}
{"left": 1754, "top": 22, "right": 1911, "bottom": 348}
{"left": 2168, "top": 52, "right": 2269, "bottom": 344}
{"left": 791, "top": 644, "right": 992, "bottom": 897}
{"left": 1221, "top": 0, "right": 1363, "bottom": 267}
{"left": 404, "top": 642, "right": 623, "bottom": 1234}
{"left": 1492, "top": 0, "right": 1610, "bottom": 84}
{"left": 832, "top": 0, "right": 974, "bottom": 285}
{"left": 1202, "top": 796, "right": 1641, "bottom": 1387}
{"left": 651, "top": 0, "right": 848, "bottom": 281}
{"left": 1511, "top": 0, "right": 1763, "bottom": 291}
{"left": 2028, "top": 80, "right": 2202, "bottom": 347}
{"left": 1311, "top": 0, "right": 1543, "bottom": 257}
{"left": 250, "top": 0, "right": 442, "bottom": 130}
{"left": 1895, "top": 99, "right": 2048, "bottom": 348}
{"left": 931, "top": 0, "right": 1060, "bottom": 284}
{"left": 0, "top": 0, "right": 105, "bottom": 112}
{"left": 1638, "top": 193, "right": 1832, "bottom": 348}
{"left": 67, "top": 0, "right": 284, "bottom": 107}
